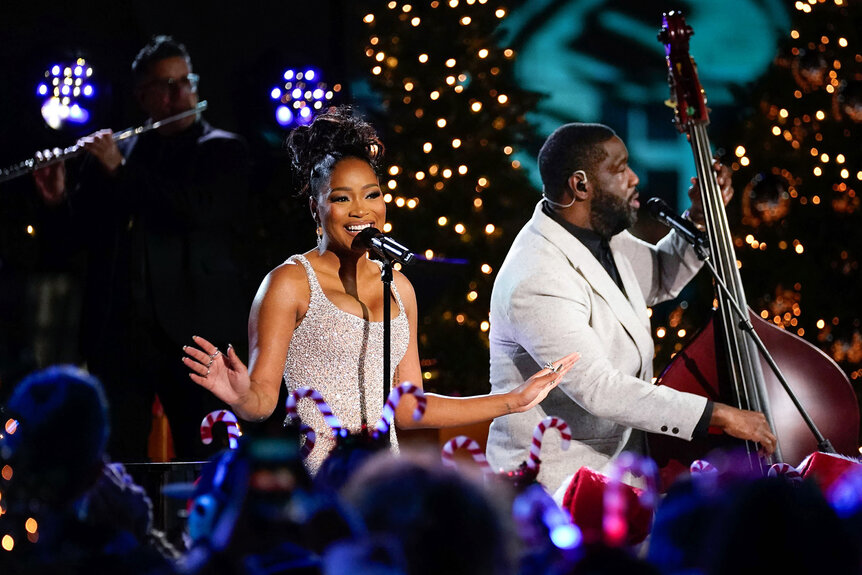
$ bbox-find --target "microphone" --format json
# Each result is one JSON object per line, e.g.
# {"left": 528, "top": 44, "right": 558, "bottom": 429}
{"left": 646, "top": 197, "right": 707, "bottom": 247}
{"left": 353, "top": 227, "right": 416, "bottom": 265}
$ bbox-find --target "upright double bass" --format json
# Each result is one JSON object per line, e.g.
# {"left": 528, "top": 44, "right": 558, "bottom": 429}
{"left": 647, "top": 11, "right": 859, "bottom": 488}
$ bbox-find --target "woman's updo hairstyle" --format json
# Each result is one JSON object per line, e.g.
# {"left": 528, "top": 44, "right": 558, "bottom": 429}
{"left": 286, "top": 106, "right": 384, "bottom": 198}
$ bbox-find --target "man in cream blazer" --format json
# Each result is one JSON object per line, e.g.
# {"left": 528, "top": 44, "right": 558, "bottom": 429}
{"left": 486, "top": 123, "right": 776, "bottom": 493}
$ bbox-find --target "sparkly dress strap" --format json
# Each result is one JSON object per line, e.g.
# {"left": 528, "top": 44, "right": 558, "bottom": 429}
{"left": 287, "top": 254, "right": 325, "bottom": 305}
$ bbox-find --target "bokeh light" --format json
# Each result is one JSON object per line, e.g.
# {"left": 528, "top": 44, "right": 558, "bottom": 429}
{"left": 271, "top": 67, "right": 339, "bottom": 127}
{"left": 38, "top": 58, "right": 94, "bottom": 130}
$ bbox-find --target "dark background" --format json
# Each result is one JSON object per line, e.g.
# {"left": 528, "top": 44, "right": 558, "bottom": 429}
{"left": 0, "top": 0, "right": 367, "bottom": 390}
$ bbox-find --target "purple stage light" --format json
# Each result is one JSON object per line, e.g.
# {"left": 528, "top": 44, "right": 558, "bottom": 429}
{"left": 270, "top": 66, "right": 338, "bottom": 129}
{"left": 39, "top": 58, "right": 96, "bottom": 130}
{"left": 275, "top": 105, "right": 294, "bottom": 126}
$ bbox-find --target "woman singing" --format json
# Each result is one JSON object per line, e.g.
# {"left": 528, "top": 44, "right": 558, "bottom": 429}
{"left": 184, "top": 107, "right": 578, "bottom": 471}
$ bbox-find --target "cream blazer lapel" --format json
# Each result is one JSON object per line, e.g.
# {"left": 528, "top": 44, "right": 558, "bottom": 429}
{"left": 530, "top": 204, "right": 655, "bottom": 376}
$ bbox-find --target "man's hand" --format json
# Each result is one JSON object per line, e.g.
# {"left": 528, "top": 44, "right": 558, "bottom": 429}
{"left": 79, "top": 129, "right": 125, "bottom": 175}
{"left": 711, "top": 402, "right": 777, "bottom": 456}
{"left": 687, "top": 161, "right": 734, "bottom": 228}
{"left": 33, "top": 149, "right": 67, "bottom": 206}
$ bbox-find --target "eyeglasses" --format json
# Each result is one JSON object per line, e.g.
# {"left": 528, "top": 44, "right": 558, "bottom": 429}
{"left": 143, "top": 73, "right": 200, "bottom": 96}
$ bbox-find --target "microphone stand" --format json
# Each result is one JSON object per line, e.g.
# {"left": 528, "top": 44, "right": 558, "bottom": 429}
{"left": 379, "top": 256, "right": 395, "bottom": 418}
{"left": 690, "top": 240, "right": 836, "bottom": 455}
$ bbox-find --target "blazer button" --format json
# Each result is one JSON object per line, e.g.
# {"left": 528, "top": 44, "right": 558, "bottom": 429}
{"left": 672, "top": 427, "right": 679, "bottom": 434}
{"left": 660, "top": 425, "right": 668, "bottom": 432}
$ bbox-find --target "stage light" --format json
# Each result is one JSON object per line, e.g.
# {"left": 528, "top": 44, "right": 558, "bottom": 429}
{"left": 39, "top": 58, "right": 95, "bottom": 130}
{"left": 275, "top": 105, "right": 294, "bottom": 127}
{"left": 271, "top": 66, "right": 337, "bottom": 128}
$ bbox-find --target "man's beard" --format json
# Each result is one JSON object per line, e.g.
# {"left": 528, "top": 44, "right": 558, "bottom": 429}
{"left": 590, "top": 187, "right": 638, "bottom": 239}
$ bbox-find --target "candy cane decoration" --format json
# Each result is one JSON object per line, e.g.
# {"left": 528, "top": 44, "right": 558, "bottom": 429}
{"left": 200, "top": 410, "right": 241, "bottom": 450}
{"left": 374, "top": 382, "right": 427, "bottom": 437}
{"left": 690, "top": 459, "right": 718, "bottom": 475}
{"left": 441, "top": 435, "right": 493, "bottom": 476}
{"left": 298, "top": 423, "right": 316, "bottom": 459}
{"left": 768, "top": 462, "right": 802, "bottom": 483}
{"left": 285, "top": 387, "right": 343, "bottom": 436}
{"left": 603, "top": 452, "right": 659, "bottom": 547}
{"left": 527, "top": 416, "right": 572, "bottom": 470}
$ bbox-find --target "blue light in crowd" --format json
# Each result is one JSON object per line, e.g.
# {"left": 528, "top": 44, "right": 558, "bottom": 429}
{"left": 82, "top": 84, "right": 94, "bottom": 97}
{"left": 312, "top": 88, "right": 324, "bottom": 100}
{"left": 37, "top": 84, "right": 49, "bottom": 96}
{"left": 74, "top": 65, "right": 83, "bottom": 77}
{"left": 270, "top": 87, "right": 282, "bottom": 100}
{"left": 284, "top": 69, "right": 294, "bottom": 81}
{"left": 291, "top": 88, "right": 302, "bottom": 99}
{"left": 299, "top": 107, "right": 312, "bottom": 119}
{"left": 305, "top": 69, "right": 316, "bottom": 81}
{"left": 51, "top": 65, "right": 61, "bottom": 76}
{"left": 549, "top": 523, "right": 582, "bottom": 550}
{"left": 275, "top": 105, "right": 294, "bottom": 126}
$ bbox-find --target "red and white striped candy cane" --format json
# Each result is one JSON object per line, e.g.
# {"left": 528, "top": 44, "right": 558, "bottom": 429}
{"left": 299, "top": 423, "right": 316, "bottom": 459}
{"left": 768, "top": 462, "right": 802, "bottom": 482}
{"left": 527, "top": 416, "right": 572, "bottom": 470}
{"left": 200, "top": 410, "right": 241, "bottom": 450}
{"left": 374, "top": 382, "right": 427, "bottom": 437}
{"left": 690, "top": 459, "right": 717, "bottom": 475}
{"left": 603, "top": 452, "right": 659, "bottom": 547}
{"left": 441, "top": 435, "right": 493, "bottom": 476}
{"left": 284, "top": 387, "right": 343, "bottom": 435}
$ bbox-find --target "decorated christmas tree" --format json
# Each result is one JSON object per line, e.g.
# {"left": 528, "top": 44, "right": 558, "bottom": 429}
{"left": 357, "top": 0, "right": 541, "bottom": 395}
{"left": 725, "top": 0, "right": 861, "bottom": 401}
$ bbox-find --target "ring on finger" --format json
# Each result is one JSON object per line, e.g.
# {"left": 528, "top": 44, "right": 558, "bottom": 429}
{"left": 210, "top": 348, "right": 220, "bottom": 359}
{"left": 543, "top": 361, "right": 561, "bottom": 374}
{"left": 205, "top": 367, "right": 210, "bottom": 377}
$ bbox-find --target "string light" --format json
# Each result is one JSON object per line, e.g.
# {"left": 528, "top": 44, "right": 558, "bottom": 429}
{"left": 361, "top": 1, "right": 544, "bottom": 392}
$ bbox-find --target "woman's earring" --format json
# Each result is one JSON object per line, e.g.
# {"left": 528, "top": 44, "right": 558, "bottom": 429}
{"left": 316, "top": 225, "right": 323, "bottom": 248}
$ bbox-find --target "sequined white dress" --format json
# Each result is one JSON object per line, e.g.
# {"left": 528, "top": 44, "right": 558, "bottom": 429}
{"left": 283, "top": 254, "right": 411, "bottom": 473}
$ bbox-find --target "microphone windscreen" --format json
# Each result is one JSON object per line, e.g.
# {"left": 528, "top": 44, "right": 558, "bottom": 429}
{"left": 645, "top": 197, "right": 669, "bottom": 217}
{"left": 352, "top": 226, "right": 381, "bottom": 250}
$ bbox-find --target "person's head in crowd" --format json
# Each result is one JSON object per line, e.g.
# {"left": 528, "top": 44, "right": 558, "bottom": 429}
{"left": 132, "top": 34, "right": 199, "bottom": 133}
{"left": 647, "top": 475, "right": 724, "bottom": 574}
{"left": 0, "top": 364, "right": 108, "bottom": 507}
{"left": 323, "top": 535, "right": 408, "bottom": 575}
{"left": 177, "top": 432, "right": 357, "bottom": 575}
{"left": 313, "top": 431, "right": 390, "bottom": 495}
{"left": 286, "top": 106, "right": 385, "bottom": 257}
{"left": 651, "top": 473, "right": 860, "bottom": 575}
{"left": 341, "top": 449, "right": 513, "bottom": 575}
{"left": 703, "top": 476, "right": 859, "bottom": 574}
{"left": 538, "top": 122, "right": 641, "bottom": 238}
{"left": 828, "top": 464, "right": 862, "bottom": 560}
{"left": 567, "top": 544, "right": 663, "bottom": 575}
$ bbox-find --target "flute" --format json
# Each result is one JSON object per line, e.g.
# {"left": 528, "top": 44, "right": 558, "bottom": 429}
{"left": 0, "top": 100, "right": 208, "bottom": 184}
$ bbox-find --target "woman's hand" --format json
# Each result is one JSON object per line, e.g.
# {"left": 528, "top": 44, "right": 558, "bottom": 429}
{"left": 508, "top": 352, "right": 580, "bottom": 413}
{"left": 183, "top": 335, "right": 250, "bottom": 407}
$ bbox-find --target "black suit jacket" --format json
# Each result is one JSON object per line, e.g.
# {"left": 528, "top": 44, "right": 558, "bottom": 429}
{"left": 65, "top": 120, "right": 250, "bottom": 357}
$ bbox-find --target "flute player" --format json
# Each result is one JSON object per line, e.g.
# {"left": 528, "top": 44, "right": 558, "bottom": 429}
{"left": 32, "top": 35, "right": 251, "bottom": 463}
